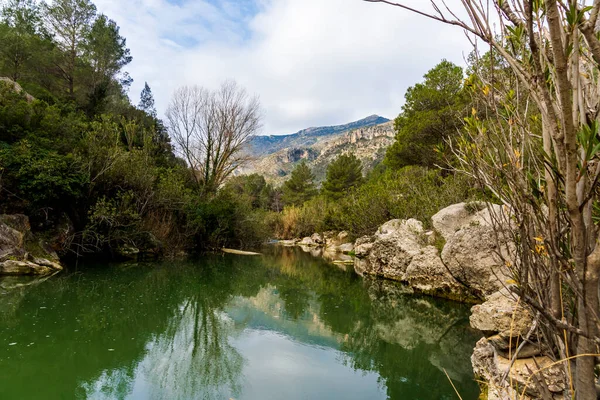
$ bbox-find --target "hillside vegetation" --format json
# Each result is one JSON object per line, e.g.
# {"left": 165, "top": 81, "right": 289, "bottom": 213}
{"left": 0, "top": 0, "right": 478, "bottom": 257}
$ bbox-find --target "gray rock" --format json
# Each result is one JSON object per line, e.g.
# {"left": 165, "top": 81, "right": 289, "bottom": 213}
{"left": 0, "top": 214, "right": 63, "bottom": 275}
{"left": 338, "top": 243, "right": 354, "bottom": 254}
{"left": 439, "top": 204, "right": 513, "bottom": 298}
{"left": 471, "top": 338, "right": 567, "bottom": 399}
{"left": 432, "top": 202, "right": 485, "bottom": 242}
{"left": 470, "top": 290, "right": 533, "bottom": 338}
{"left": 353, "top": 219, "right": 473, "bottom": 301}
{"left": 299, "top": 237, "right": 314, "bottom": 246}
{"left": 0, "top": 77, "right": 35, "bottom": 102}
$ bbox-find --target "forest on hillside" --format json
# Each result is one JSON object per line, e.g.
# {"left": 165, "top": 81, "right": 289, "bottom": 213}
{"left": 3, "top": 0, "right": 600, "bottom": 397}
{"left": 0, "top": 0, "right": 484, "bottom": 258}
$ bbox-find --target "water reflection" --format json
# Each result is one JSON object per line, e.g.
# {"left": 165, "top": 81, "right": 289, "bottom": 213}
{"left": 0, "top": 247, "right": 481, "bottom": 400}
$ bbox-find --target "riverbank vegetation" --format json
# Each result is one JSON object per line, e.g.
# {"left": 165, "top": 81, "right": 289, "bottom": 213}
{"left": 367, "top": 1, "right": 600, "bottom": 398}
{"left": 0, "top": 0, "right": 482, "bottom": 257}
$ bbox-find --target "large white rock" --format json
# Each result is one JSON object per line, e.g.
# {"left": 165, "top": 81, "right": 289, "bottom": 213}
{"left": 432, "top": 202, "right": 486, "bottom": 241}
{"left": 471, "top": 338, "right": 567, "bottom": 399}
{"left": 470, "top": 290, "right": 533, "bottom": 337}
{"left": 353, "top": 219, "right": 472, "bottom": 300}
{"left": 437, "top": 204, "right": 514, "bottom": 298}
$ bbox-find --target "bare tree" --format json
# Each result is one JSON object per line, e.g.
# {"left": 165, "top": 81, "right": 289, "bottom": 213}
{"left": 166, "top": 81, "right": 262, "bottom": 194}
{"left": 365, "top": 0, "right": 600, "bottom": 398}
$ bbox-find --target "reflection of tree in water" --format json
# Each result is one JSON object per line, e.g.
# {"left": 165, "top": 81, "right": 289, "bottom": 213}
{"left": 142, "top": 293, "right": 244, "bottom": 400}
{"left": 335, "top": 278, "right": 480, "bottom": 399}
{"left": 259, "top": 247, "right": 481, "bottom": 398}
{"left": 1, "top": 248, "right": 481, "bottom": 400}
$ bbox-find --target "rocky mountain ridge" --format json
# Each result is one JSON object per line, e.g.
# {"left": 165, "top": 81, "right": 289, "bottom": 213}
{"left": 240, "top": 115, "right": 395, "bottom": 185}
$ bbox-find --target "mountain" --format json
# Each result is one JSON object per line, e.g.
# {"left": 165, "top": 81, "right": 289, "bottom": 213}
{"left": 240, "top": 115, "right": 395, "bottom": 185}
{"left": 246, "top": 115, "right": 390, "bottom": 158}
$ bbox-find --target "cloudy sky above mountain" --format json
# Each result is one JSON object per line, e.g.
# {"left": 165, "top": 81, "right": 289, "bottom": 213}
{"left": 93, "top": 0, "right": 472, "bottom": 135}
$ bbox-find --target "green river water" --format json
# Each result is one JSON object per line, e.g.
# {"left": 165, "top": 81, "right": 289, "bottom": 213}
{"left": 0, "top": 246, "right": 482, "bottom": 400}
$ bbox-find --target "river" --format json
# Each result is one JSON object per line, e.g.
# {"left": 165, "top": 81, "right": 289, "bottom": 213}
{"left": 0, "top": 246, "right": 481, "bottom": 399}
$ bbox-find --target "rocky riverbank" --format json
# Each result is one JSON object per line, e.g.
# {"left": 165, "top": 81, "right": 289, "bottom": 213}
{"left": 282, "top": 202, "right": 568, "bottom": 399}
{"left": 0, "top": 214, "right": 64, "bottom": 275}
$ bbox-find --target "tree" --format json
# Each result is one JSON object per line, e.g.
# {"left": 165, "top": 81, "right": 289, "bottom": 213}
{"left": 223, "top": 173, "right": 272, "bottom": 210}
{"left": 138, "top": 82, "right": 156, "bottom": 117}
{"left": 282, "top": 160, "right": 317, "bottom": 206}
{"left": 322, "top": 153, "right": 364, "bottom": 200}
{"left": 84, "top": 14, "right": 131, "bottom": 91}
{"left": 43, "top": 0, "right": 96, "bottom": 97}
{"left": 367, "top": 1, "right": 600, "bottom": 397}
{"left": 0, "top": 0, "right": 51, "bottom": 83}
{"left": 166, "top": 80, "right": 261, "bottom": 194}
{"left": 385, "top": 60, "right": 466, "bottom": 169}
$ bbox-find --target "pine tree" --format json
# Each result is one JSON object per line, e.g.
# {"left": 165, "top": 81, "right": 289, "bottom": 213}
{"left": 322, "top": 153, "right": 364, "bottom": 200}
{"left": 384, "top": 60, "right": 466, "bottom": 169}
{"left": 43, "top": 0, "right": 97, "bottom": 97}
{"left": 282, "top": 160, "right": 317, "bottom": 206}
{"left": 138, "top": 82, "right": 156, "bottom": 117}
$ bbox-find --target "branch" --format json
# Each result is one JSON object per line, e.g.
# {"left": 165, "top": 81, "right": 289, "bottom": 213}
{"left": 363, "top": 0, "right": 483, "bottom": 38}
{"left": 511, "top": 286, "right": 600, "bottom": 346}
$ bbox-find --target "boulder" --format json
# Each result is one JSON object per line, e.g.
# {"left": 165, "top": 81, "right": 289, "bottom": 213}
{"left": 299, "top": 237, "right": 314, "bottom": 246}
{"left": 470, "top": 290, "right": 540, "bottom": 358}
{"left": 310, "top": 233, "right": 324, "bottom": 245}
{"left": 338, "top": 231, "right": 349, "bottom": 243}
{"left": 432, "top": 202, "right": 485, "bottom": 242}
{"left": 437, "top": 204, "right": 513, "bottom": 298}
{"left": 471, "top": 338, "right": 567, "bottom": 399}
{"left": 353, "top": 219, "right": 473, "bottom": 301}
{"left": 470, "top": 290, "right": 533, "bottom": 337}
{"left": 0, "top": 214, "right": 63, "bottom": 275}
{"left": 338, "top": 243, "right": 354, "bottom": 254}
{"left": 0, "top": 77, "right": 35, "bottom": 102}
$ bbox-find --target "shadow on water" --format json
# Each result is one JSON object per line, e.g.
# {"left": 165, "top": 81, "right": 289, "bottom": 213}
{"left": 0, "top": 246, "right": 482, "bottom": 400}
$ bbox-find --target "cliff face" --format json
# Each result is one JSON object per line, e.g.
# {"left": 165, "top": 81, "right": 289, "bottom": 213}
{"left": 240, "top": 119, "right": 395, "bottom": 185}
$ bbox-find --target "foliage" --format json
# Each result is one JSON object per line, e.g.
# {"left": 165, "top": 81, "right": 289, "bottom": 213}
{"left": 385, "top": 60, "right": 467, "bottom": 169}
{"left": 138, "top": 81, "right": 156, "bottom": 116}
{"left": 321, "top": 153, "right": 364, "bottom": 200}
{"left": 369, "top": 1, "right": 600, "bottom": 396}
{"left": 273, "top": 166, "right": 479, "bottom": 239}
{"left": 282, "top": 160, "right": 317, "bottom": 206}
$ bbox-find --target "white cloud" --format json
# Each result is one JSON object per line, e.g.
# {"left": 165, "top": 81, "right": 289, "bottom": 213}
{"left": 93, "top": 0, "right": 472, "bottom": 134}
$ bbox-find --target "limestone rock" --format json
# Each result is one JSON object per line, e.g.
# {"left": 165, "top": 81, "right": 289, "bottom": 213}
{"left": 338, "top": 243, "right": 354, "bottom": 254}
{"left": 470, "top": 290, "right": 533, "bottom": 337}
{"left": 0, "top": 214, "right": 63, "bottom": 275}
{"left": 353, "top": 219, "right": 472, "bottom": 300}
{"left": 439, "top": 204, "right": 513, "bottom": 298}
{"left": 338, "top": 231, "right": 349, "bottom": 243}
{"left": 432, "top": 202, "right": 485, "bottom": 241}
{"left": 310, "top": 233, "right": 324, "bottom": 245}
{"left": 0, "top": 77, "right": 35, "bottom": 102}
{"left": 299, "top": 237, "right": 315, "bottom": 246}
{"left": 471, "top": 338, "right": 567, "bottom": 399}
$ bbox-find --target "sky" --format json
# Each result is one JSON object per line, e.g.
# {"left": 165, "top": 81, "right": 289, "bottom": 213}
{"left": 93, "top": 0, "right": 473, "bottom": 135}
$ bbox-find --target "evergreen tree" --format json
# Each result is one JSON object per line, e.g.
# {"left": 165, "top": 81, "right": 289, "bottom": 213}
{"left": 384, "top": 60, "right": 466, "bottom": 169}
{"left": 0, "top": 0, "right": 48, "bottom": 82}
{"left": 282, "top": 160, "right": 317, "bottom": 206}
{"left": 322, "top": 153, "right": 364, "bottom": 200}
{"left": 43, "top": 0, "right": 97, "bottom": 97}
{"left": 138, "top": 82, "right": 156, "bottom": 116}
{"left": 84, "top": 14, "right": 131, "bottom": 89}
